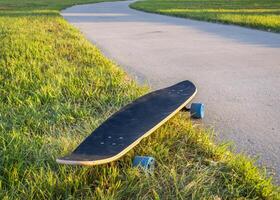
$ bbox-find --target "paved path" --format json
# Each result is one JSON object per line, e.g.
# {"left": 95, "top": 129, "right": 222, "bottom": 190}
{"left": 62, "top": 1, "right": 280, "bottom": 179}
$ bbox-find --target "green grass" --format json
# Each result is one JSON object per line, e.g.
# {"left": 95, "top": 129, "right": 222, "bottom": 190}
{"left": 0, "top": 0, "right": 279, "bottom": 199}
{"left": 130, "top": 0, "right": 280, "bottom": 33}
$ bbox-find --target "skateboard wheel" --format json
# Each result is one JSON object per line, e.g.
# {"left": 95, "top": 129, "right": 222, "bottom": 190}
{"left": 132, "top": 156, "right": 155, "bottom": 171}
{"left": 190, "top": 103, "right": 205, "bottom": 119}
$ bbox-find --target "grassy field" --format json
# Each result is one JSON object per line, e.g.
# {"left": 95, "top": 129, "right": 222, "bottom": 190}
{"left": 0, "top": 0, "right": 279, "bottom": 199}
{"left": 130, "top": 0, "right": 280, "bottom": 33}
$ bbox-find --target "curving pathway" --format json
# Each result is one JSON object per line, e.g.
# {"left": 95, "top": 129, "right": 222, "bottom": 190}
{"left": 61, "top": 0, "right": 280, "bottom": 179}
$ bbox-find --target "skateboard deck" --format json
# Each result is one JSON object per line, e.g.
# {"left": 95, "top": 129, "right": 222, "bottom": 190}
{"left": 56, "top": 80, "right": 197, "bottom": 166}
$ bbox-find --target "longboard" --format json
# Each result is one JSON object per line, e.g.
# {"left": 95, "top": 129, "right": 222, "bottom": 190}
{"left": 57, "top": 80, "right": 199, "bottom": 166}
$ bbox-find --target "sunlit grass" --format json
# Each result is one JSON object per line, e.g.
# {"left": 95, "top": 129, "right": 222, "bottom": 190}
{"left": 130, "top": 0, "right": 280, "bottom": 32}
{"left": 0, "top": 0, "right": 279, "bottom": 199}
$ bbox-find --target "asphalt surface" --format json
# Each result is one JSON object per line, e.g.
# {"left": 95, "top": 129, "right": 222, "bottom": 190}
{"left": 61, "top": 0, "right": 280, "bottom": 180}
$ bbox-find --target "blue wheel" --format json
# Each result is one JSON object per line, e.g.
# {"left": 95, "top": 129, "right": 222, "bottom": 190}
{"left": 132, "top": 156, "right": 155, "bottom": 171}
{"left": 190, "top": 103, "right": 205, "bottom": 119}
